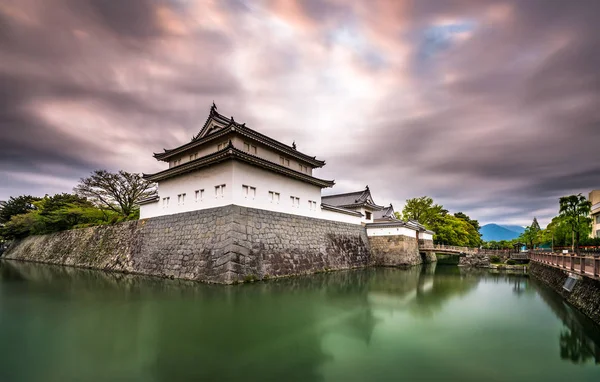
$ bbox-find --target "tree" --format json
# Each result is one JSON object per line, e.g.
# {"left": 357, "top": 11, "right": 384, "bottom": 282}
{"left": 402, "top": 197, "right": 446, "bottom": 227}
{"left": 520, "top": 226, "right": 537, "bottom": 250}
{"left": 531, "top": 217, "right": 541, "bottom": 232}
{"left": 1, "top": 193, "right": 119, "bottom": 239}
{"left": 520, "top": 217, "right": 542, "bottom": 249}
{"left": 454, "top": 212, "right": 481, "bottom": 232}
{"left": 559, "top": 194, "right": 592, "bottom": 253}
{"left": 0, "top": 195, "right": 41, "bottom": 224}
{"left": 431, "top": 215, "right": 472, "bottom": 246}
{"left": 454, "top": 212, "right": 482, "bottom": 247}
{"left": 74, "top": 170, "right": 155, "bottom": 218}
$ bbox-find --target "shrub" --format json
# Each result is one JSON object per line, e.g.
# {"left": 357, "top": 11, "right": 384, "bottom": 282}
{"left": 506, "top": 259, "right": 517, "bottom": 265}
{"left": 490, "top": 256, "right": 502, "bottom": 264}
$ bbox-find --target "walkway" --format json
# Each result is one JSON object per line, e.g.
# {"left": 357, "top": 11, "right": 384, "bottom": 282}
{"left": 530, "top": 252, "right": 600, "bottom": 280}
{"left": 419, "top": 244, "right": 478, "bottom": 256}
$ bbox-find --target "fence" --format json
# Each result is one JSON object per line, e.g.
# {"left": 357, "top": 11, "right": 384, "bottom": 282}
{"left": 530, "top": 252, "right": 600, "bottom": 278}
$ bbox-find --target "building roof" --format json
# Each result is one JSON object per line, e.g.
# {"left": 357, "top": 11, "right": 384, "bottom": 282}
{"left": 138, "top": 194, "right": 159, "bottom": 205}
{"left": 153, "top": 104, "right": 326, "bottom": 168}
{"left": 321, "top": 186, "right": 384, "bottom": 210}
{"left": 373, "top": 204, "right": 395, "bottom": 220}
{"left": 143, "top": 141, "right": 335, "bottom": 188}
{"left": 321, "top": 203, "right": 364, "bottom": 217}
{"left": 366, "top": 219, "right": 435, "bottom": 235}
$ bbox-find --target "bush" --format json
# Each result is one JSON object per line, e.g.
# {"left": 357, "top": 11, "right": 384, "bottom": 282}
{"left": 506, "top": 259, "right": 517, "bottom": 265}
{"left": 490, "top": 256, "right": 502, "bottom": 263}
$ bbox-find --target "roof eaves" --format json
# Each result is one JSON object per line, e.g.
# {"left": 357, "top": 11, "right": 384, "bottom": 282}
{"left": 145, "top": 145, "right": 335, "bottom": 188}
{"left": 153, "top": 125, "right": 234, "bottom": 161}
{"left": 138, "top": 195, "right": 159, "bottom": 205}
{"left": 321, "top": 203, "right": 363, "bottom": 217}
{"left": 236, "top": 124, "right": 326, "bottom": 167}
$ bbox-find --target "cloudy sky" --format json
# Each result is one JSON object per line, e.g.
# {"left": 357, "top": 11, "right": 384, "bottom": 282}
{"left": 1, "top": 0, "right": 598, "bottom": 226}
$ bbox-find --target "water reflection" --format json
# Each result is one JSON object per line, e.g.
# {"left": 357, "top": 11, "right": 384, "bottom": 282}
{"left": 532, "top": 277, "right": 600, "bottom": 364}
{"left": 0, "top": 260, "right": 599, "bottom": 382}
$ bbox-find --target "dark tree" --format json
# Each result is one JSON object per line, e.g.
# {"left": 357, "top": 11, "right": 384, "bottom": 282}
{"left": 74, "top": 170, "right": 155, "bottom": 218}
{"left": 531, "top": 217, "right": 541, "bottom": 232}
{"left": 0, "top": 195, "right": 41, "bottom": 224}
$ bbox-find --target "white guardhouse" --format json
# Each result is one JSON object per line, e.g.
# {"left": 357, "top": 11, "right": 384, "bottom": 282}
{"left": 367, "top": 203, "right": 434, "bottom": 240}
{"left": 321, "top": 186, "right": 384, "bottom": 224}
{"left": 322, "top": 187, "right": 434, "bottom": 240}
{"left": 139, "top": 104, "right": 362, "bottom": 224}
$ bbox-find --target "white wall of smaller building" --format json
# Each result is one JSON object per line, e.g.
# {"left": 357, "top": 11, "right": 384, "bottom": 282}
{"left": 420, "top": 232, "right": 433, "bottom": 241}
{"left": 366, "top": 226, "right": 418, "bottom": 238}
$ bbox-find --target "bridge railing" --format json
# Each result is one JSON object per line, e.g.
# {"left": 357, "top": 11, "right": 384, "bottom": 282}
{"left": 530, "top": 252, "right": 600, "bottom": 278}
{"left": 429, "top": 244, "right": 475, "bottom": 253}
{"left": 510, "top": 253, "right": 529, "bottom": 260}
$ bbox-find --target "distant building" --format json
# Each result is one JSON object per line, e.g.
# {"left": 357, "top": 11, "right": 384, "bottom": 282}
{"left": 590, "top": 190, "right": 600, "bottom": 238}
{"left": 321, "top": 186, "right": 383, "bottom": 224}
{"left": 367, "top": 202, "right": 434, "bottom": 241}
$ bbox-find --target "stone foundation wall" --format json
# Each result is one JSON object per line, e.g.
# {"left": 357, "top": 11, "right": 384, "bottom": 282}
{"left": 369, "top": 235, "right": 422, "bottom": 266}
{"left": 529, "top": 262, "right": 600, "bottom": 326}
{"left": 3, "top": 205, "right": 371, "bottom": 284}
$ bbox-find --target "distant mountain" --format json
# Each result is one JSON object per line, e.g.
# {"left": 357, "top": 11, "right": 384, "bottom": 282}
{"left": 480, "top": 224, "right": 525, "bottom": 242}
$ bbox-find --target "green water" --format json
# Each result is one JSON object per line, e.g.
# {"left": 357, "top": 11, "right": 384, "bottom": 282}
{"left": 0, "top": 261, "right": 599, "bottom": 382}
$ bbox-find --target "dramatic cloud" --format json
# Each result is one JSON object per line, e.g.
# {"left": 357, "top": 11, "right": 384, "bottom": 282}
{"left": 1, "top": 0, "right": 598, "bottom": 226}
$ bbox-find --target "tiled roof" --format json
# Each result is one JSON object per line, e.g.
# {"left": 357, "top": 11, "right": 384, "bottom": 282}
{"left": 144, "top": 142, "right": 335, "bottom": 188}
{"left": 366, "top": 219, "right": 435, "bottom": 234}
{"left": 154, "top": 104, "right": 326, "bottom": 167}
{"left": 373, "top": 204, "right": 394, "bottom": 220}
{"left": 321, "top": 186, "right": 384, "bottom": 210}
{"left": 321, "top": 203, "right": 363, "bottom": 217}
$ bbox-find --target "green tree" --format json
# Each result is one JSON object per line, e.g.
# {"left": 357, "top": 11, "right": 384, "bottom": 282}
{"left": 401, "top": 197, "right": 483, "bottom": 247}
{"left": 1, "top": 193, "right": 119, "bottom": 239}
{"left": 454, "top": 212, "right": 482, "bottom": 247}
{"left": 432, "top": 215, "right": 471, "bottom": 246}
{"left": 520, "top": 217, "right": 542, "bottom": 249}
{"left": 520, "top": 226, "right": 536, "bottom": 249}
{"left": 454, "top": 212, "right": 481, "bottom": 232}
{"left": 74, "top": 170, "right": 155, "bottom": 218}
{"left": 558, "top": 194, "right": 592, "bottom": 253}
{"left": 401, "top": 197, "right": 446, "bottom": 227}
{"left": 0, "top": 195, "right": 41, "bottom": 224}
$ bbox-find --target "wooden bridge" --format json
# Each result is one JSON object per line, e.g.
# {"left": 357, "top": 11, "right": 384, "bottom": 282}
{"left": 530, "top": 252, "right": 600, "bottom": 280}
{"left": 418, "top": 242, "right": 531, "bottom": 260}
{"left": 419, "top": 243, "right": 478, "bottom": 257}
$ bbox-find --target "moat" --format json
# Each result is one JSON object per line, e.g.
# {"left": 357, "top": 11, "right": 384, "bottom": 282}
{"left": 0, "top": 262, "right": 599, "bottom": 381}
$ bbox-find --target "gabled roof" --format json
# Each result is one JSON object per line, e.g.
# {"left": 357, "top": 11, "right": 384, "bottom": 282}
{"left": 321, "top": 203, "right": 363, "bottom": 217}
{"left": 153, "top": 104, "right": 326, "bottom": 168}
{"left": 144, "top": 141, "right": 335, "bottom": 188}
{"left": 373, "top": 204, "right": 395, "bottom": 220}
{"left": 366, "top": 219, "right": 435, "bottom": 235}
{"left": 321, "top": 186, "right": 384, "bottom": 210}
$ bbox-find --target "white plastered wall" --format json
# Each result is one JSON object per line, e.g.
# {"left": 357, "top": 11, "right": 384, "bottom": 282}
{"left": 420, "top": 232, "right": 434, "bottom": 241}
{"left": 140, "top": 160, "right": 363, "bottom": 224}
{"left": 366, "top": 226, "right": 418, "bottom": 238}
{"left": 140, "top": 161, "right": 234, "bottom": 219}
